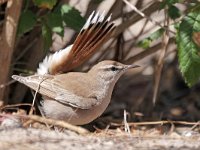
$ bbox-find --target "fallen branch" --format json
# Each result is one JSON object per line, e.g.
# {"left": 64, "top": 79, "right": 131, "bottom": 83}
{"left": 0, "top": 114, "right": 89, "bottom": 134}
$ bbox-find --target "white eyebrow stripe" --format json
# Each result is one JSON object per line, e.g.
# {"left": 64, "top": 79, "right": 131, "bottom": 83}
{"left": 100, "top": 65, "right": 123, "bottom": 69}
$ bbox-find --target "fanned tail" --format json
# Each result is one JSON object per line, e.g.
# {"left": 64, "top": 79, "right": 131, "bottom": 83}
{"left": 37, "top": 11, "right": 115, "bottom": 75}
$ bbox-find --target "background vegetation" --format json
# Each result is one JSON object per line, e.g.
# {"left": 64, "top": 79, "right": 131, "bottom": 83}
{"left": 0, "top": 0, "right": 200, "bottom": 125}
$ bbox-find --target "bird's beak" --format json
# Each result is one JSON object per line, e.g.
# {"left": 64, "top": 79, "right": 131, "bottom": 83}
{"left": 125, "top": 64, "right": 140, "bottom": 69}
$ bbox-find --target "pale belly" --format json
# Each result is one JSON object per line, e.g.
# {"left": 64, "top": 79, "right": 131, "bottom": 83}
{"left": 42, "top": 97, "right": 111, "bottom": 125}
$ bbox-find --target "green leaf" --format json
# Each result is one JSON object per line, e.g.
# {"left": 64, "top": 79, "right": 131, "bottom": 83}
{"left": 137, "top": 39, "right": 151, "bottom": 49}
{"left": 160, "top": 0, "right": 182, "bottom": 8}
{"left": 150, "top": 28, "right": 165, "bottom": 40}
{"left": 42, "top": 23, "right": 52, "bottom": 51}
{"left": 61, "top": 4, "right": 86, "bottom": 31}
{"left": 17, "top": 10, "right": 36, "bottom": 36}
{"left": 33, "top": 0, "right": 57, "bottom": 9}
{"left": 160, "top": 0, "right": 179, "bottom": 9}
{"left": 168, "top": 5, "right": 181, "bottom": 19}
{"left": 177, "top": 9, "right": 200, "bottom": 87}
{"left": 137, "top": 28, "right": 164, "bottom": 48}
{"left": 46, "top": 13, "right": 64, "bottom": 36}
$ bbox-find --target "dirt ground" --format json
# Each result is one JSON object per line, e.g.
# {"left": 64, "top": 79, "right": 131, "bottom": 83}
{"left": 0, "top": 126, "right": 200, "bottom": 150}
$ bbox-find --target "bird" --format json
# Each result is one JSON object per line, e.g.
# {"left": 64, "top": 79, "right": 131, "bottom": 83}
{"left": 12, "top": 60, "right": 139, "bottom": 125}
{"left": 12, "top": 11, "right": 140, "bottom": 125}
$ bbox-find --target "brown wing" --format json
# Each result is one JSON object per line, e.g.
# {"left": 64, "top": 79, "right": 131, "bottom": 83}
{"left": 12, "top": 74, "right": 99, "bottom": 109}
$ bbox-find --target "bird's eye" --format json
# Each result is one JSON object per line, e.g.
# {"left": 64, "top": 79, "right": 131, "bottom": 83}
{"left": 110, "top": 66, "right": 118, "bottom": 71}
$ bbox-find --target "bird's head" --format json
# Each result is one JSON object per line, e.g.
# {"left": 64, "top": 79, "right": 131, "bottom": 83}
{"left": 88, "top": 60, "right": 139, "bottom": 82}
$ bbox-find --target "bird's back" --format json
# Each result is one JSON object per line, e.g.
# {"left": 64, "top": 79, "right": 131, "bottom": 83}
{"left": 54, "top": 72, "right": 99, "bottom": 99}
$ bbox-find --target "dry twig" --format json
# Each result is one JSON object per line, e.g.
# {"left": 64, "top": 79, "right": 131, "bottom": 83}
{"left": 0, "top": 113, "right": 89, "bottom": 134}
{"left": 152, "top": 9, "right": 170, "bottom": 104}
{"left": 0, "top": 103, "right": 32, "bottom": 110}
{"left": 111, "top": 120, "right": 200, "bottom": 127}
{"left": 113, "top": 1, "right": 162, "bottom": 37}
{"left": 0, "top": 79, "right": 16, "bottom": 89}
{"left": 123, "top": 0, "right": 175, "bottom": 34}
{"left": 123, "top": 110, "right": 131, "bottom": 134}
{"left": 29, "top": 76, "right": 46, "bottom": 115}
{"left": 125, "top": 38, "right": 174, "bottom": 64}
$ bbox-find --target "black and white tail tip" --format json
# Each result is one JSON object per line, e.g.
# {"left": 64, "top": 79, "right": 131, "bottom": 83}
{"left": 82, "top": 11, "right": 112, "bottom": 30}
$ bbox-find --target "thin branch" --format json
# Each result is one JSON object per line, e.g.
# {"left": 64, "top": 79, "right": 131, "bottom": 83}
{"left": 152, "top": 9, "right": 170, "bottom": 104}
{"left": 29, "top": 77, "right": 45, "bottom": 115}
{"left": 0, "top": 103, "right": 32, "bottom": 110}
{"left": 123, "top": 0, "right": 175, "bottom": 34}
{"left": 0, "top": 79, "right": 16, "bottom": 89}
{"left": 113, "top": 1, "right": 162, "bottom": 37}
{"left": 124, "top": 38, "right": 174, "bottom": 64}
{"left": 0, "top": 0, "right": 23, "bottom": 103}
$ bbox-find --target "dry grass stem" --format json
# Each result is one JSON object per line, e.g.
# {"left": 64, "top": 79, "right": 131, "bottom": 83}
{"left": 123, "top": 110, "right": 131, "bottom": 134}
{"left": 152, "top": 10, "right": 170, "bottom": 104}
{"left": 112, "top": 120, "right": 200, "bottom": 126}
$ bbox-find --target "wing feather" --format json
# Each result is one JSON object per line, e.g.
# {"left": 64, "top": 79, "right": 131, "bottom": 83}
{"left": 12, "top": 75, "right": 98, "bottom": 109}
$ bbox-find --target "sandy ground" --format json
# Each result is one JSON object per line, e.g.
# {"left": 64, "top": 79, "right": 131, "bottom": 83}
{"left": 0, "top": 127, "right": 199, "bottom": 150}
